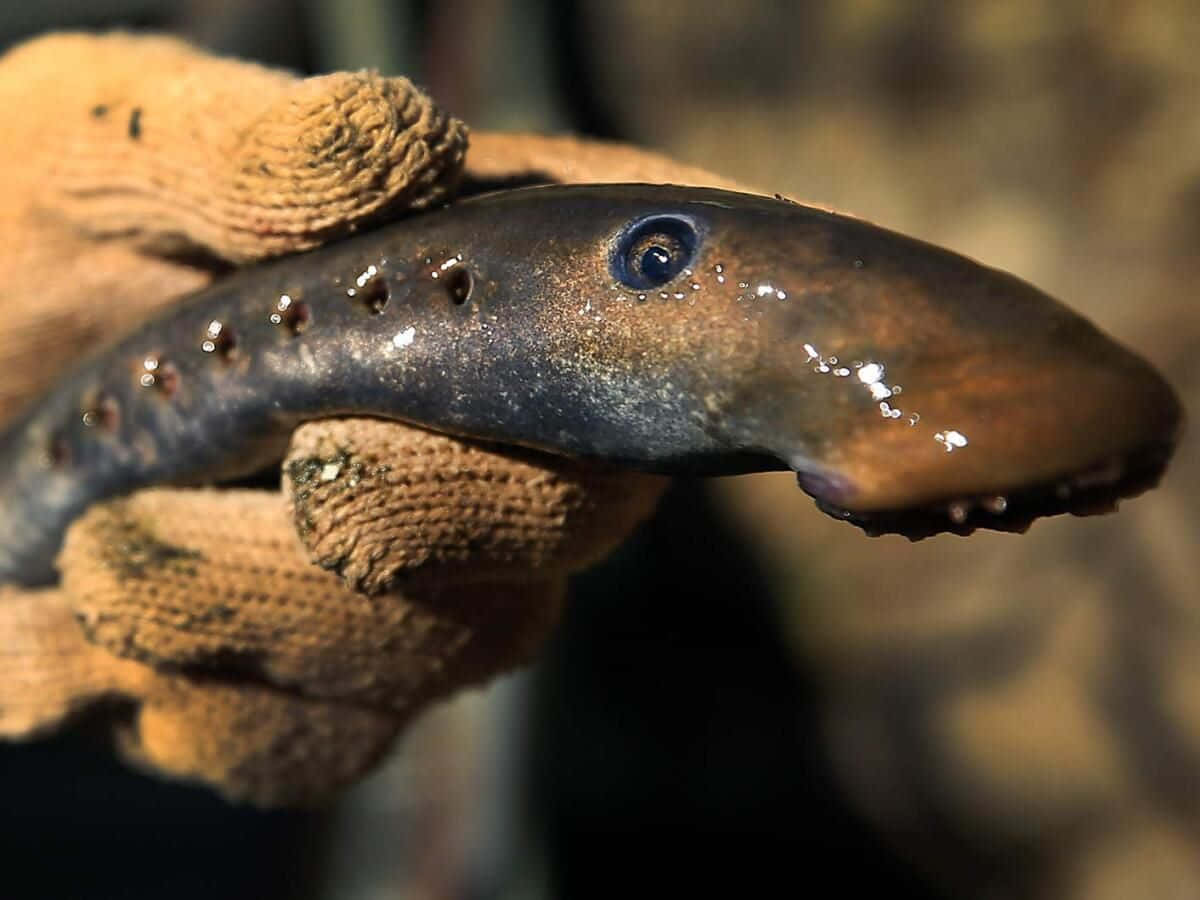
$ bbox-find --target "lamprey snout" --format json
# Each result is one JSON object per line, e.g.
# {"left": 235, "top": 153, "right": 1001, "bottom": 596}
{"left": 621, "top": 189, "right": 1183, "bottom": 537}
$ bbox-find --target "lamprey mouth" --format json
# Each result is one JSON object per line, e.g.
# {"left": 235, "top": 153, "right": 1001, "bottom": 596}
{"left": 807, "top": 435, "right": 1180, "bottom": 540}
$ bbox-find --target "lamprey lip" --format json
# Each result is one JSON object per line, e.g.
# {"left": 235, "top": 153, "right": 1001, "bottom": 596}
{"left": 809, "top": 433, "right": 1180, "bottom": 540}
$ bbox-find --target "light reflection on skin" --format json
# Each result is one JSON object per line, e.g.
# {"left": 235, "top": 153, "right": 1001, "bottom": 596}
{"left": 802, "top": 339, "right": 968, "bottom": 441}
{"left": 719, "top": 253, "right": 968, "bottom": 451}
{"left": 392, "top": 326, "right": 416, "bottom": 349}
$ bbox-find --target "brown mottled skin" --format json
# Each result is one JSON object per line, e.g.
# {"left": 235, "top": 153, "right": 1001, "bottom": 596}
{"left": 0, "top": 184, "right": 1182, "bottom": 585}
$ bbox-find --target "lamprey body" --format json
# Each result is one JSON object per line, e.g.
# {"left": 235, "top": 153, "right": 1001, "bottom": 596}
{"left": 0, "top": 184, "right": 1182, "bottom": 585}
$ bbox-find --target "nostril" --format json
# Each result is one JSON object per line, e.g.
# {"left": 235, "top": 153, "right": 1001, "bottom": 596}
{"left": 444, "top": 267, "right": 473, "bottom": 305}
{"left": 355, "top": 273, "right": 390, "bottom": 313}
{"left": 201, "top": 319, "right": 237, "bottom": 359}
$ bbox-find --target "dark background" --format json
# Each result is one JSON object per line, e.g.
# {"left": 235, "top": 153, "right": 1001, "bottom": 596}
{"left": 1, "top": 2, "right": 1196, "bottom": 898}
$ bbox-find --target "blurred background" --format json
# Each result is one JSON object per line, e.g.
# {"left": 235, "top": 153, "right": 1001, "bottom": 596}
{"left": 1, "top": 1, "right": 1197, "bottom": 898}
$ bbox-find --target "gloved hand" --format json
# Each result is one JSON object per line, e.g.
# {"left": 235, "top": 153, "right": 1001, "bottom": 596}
{"left": 0, "top": 32, "right": 711, "bottom": 804}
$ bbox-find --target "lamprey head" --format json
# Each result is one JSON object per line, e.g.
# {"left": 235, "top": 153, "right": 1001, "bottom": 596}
{"left": 450, "top": 184, "right": 1182, "bottom": 537}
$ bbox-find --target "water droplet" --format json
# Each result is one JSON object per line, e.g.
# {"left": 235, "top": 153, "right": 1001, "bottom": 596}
{"left": 803, "top": 343, "right": 819, "bottom": 361}
{"left": 947, "top": 501, "right": 970, "bottom": 524}
{"left": 636, "top": 293, "right": 647, "bottom": 302}
{"left": 138, "top": 355, "right": 179, "bottom": 394}
{"left": 392, "top": 326, "right": 416, "bottom": 349}
{"left": 907, "top": 413, "right": 920, "bottom": 426}
{"left": 857, "top": 362, "right": 885, "bottom": 385}
{"left": 200, "top": 319, "right": 237, "bottom": 358}
{"left": 828, "top": 356, "right": 838, "bottom": 365}
{"left": 869, "top": 382, "right": 892, "bottom": 401}
{"left": 934, "top": 429, "right": 969, "bottom": 452}
{"left": 983, "top": 496, "right": 1008, "bottom": 514}
{"left": 834, "top": 367, "right": 851, "bottom": 377}
{"left": 81, "top": 391, "right": 119, "bottom": 430}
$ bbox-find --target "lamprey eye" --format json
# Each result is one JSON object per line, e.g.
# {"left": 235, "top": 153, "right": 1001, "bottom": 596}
{"left": 611, "top": 215, "right": 699, "bottom": 289}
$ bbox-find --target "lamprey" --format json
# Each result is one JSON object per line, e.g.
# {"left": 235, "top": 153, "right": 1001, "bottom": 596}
{"left": 0, "top": 184, "right": 1181, "bottom": 585}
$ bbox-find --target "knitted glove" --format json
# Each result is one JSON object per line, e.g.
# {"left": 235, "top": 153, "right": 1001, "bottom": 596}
{"left": 0, "top": 32, "right": 692, "bottom": 804}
